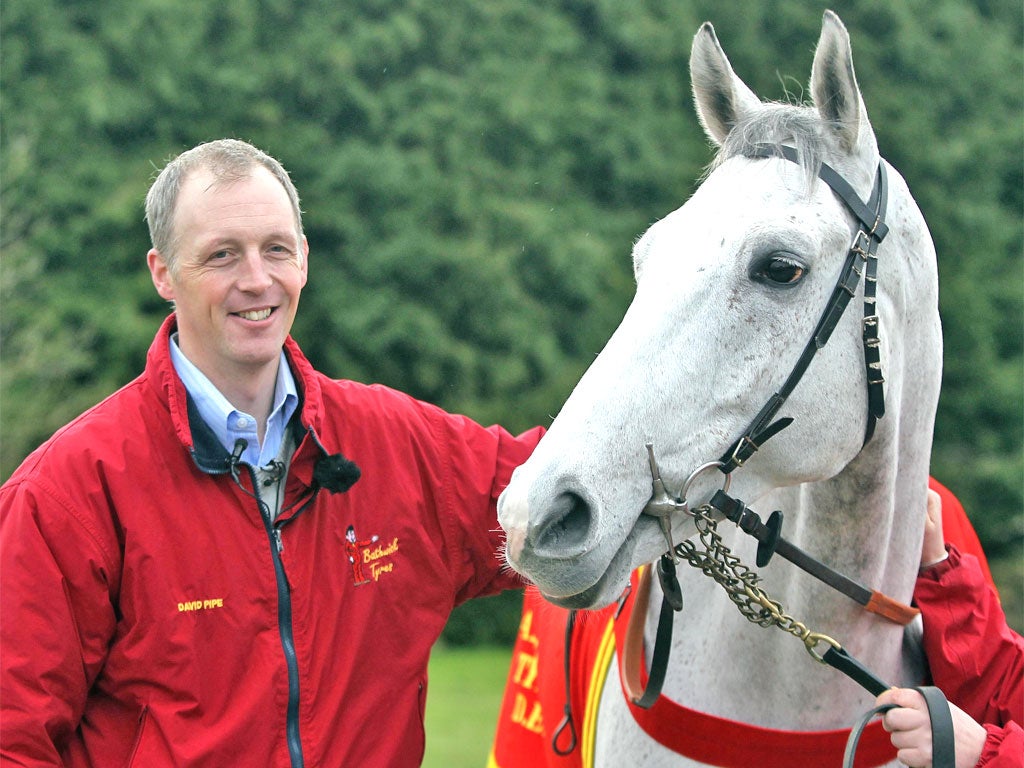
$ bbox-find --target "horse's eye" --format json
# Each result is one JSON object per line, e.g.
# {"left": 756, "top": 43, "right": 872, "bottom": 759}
{"left": 752, "top": 254, "right": 807, "bottom": 286}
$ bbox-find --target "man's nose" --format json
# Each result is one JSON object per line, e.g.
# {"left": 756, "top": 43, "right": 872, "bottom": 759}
{"left": 237, "top": 251, "right": 274, "bottom": 291}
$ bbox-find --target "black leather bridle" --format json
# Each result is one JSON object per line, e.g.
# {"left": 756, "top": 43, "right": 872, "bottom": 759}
{"left": 718, "top": 143, "right": 889, "bottom": 474}
{"left": 631, "top": 143, "right": 893, "bottom": 708}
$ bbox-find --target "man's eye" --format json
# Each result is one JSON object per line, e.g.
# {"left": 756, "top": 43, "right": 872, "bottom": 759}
{"left": 752, "top": 254, "right": 807, "bottom": 286}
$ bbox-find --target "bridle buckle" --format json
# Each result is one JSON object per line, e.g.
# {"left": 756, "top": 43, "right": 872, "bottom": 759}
{"left": 727, "top": 435, "right": 759, "bottom": 469}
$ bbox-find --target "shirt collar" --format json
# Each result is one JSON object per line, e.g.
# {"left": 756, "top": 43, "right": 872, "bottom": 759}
{"left": 169, "top": 335, "right": 299, "bottom": 468}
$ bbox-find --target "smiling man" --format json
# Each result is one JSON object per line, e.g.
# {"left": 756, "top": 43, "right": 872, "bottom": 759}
{"left": 147, "top": 152, "right": 309, "bottom": 462}
{"left": 0, "top": 139, "right": 543, "bottom": 767}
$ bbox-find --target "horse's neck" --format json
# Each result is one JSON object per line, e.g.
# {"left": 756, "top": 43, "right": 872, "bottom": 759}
{"left": 654, "top": 435, "right": 928, "bottom": 730}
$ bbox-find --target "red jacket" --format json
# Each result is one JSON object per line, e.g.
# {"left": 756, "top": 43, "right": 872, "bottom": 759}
{"left": 917, "top": 544, "right": 1023, "bottom": 767}
{"left": 1, "top": 315, "right": 543, "bottom": 767}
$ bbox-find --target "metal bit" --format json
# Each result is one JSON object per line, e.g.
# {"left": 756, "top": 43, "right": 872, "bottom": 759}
{"left": 641, "top": 443, "right": 685, "bottom": 561}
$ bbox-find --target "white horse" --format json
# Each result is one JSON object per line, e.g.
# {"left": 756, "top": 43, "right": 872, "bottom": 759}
{"left": 499, "top": 11, "right": 940, "bottom": 767}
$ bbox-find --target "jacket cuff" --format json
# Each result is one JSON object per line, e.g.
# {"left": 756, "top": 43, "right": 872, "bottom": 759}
{"left": 916, "top": 542, "right": 962, "bottom": 581}
{"left": 970, "top": 724, "right": 1011, "bottom": 765}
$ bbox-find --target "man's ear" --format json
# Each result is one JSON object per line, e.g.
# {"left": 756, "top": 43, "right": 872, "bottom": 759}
{"left": 300, "top": 236, "right": 309, "bottom": 286}
{"left": 147, "top": 248, "right": 176, "bottom": 301}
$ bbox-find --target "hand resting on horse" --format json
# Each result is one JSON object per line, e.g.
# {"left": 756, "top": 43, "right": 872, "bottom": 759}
{"left": 920, "top": 488, "right": 950, "bottom": 569}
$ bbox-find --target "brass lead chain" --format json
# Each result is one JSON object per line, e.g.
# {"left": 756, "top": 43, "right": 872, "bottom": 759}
{"left": 674, "top": 504, "right": 842, "bottom": 664}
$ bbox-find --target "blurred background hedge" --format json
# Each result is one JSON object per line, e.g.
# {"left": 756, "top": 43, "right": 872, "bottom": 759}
{"left": 2, "top": 0, "right": 1021, "bottom": 633}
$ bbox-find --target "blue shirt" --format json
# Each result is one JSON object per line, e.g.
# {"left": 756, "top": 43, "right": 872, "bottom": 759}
{"left": 169, "top": 336, "right": 299, "bottom": 469}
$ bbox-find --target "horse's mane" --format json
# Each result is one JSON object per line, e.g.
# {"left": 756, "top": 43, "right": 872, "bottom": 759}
{"left": 705, "top": 103, "right": 835, "bottom": 188}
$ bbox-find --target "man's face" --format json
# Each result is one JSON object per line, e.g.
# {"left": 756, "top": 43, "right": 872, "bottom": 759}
{"left": 148, "top": 167, "right": 308, "bottom": 391}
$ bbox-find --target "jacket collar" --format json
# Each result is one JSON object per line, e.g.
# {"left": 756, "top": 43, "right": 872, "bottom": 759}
{"left": 147, "top": 314, "right": 329, "bottom": 483}
{"left": 186, "top": 394, "right": 233, "bottom": 474}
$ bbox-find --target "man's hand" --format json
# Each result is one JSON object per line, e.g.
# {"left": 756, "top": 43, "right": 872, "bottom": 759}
{"left": 876, "top": 687, "right": 987, "bottom": 768}
{"left": 920, "top": 488, "right": 948, "bottom": 569}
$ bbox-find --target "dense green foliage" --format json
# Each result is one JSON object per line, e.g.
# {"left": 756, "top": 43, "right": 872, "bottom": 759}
{"left": 2, "top": 0, "right": 1021, "bottom": 631}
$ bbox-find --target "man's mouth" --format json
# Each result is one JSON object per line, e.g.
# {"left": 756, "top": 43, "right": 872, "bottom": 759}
{"left": 235, "top": 308, "right": 273, "bottom": 321}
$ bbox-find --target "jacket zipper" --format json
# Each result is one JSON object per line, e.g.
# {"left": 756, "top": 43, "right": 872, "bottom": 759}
{"left": 253, "top": 473, "right": 305, "bottom": 768}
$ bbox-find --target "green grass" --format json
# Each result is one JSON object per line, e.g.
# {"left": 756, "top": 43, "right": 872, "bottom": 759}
{"left": 423, "top": 644, "right": 513, "bottom": 768}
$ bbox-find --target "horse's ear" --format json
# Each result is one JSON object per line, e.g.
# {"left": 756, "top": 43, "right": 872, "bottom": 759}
{"left": 690, "top": 21, "right": 761, "bottom": 146}
{"left": 810, "top": 10, "right": 872, "bottom": 155}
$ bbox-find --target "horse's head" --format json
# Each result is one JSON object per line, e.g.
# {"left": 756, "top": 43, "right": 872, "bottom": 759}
{"left": 499, "top": 11, "right": 940, "bottom": 609}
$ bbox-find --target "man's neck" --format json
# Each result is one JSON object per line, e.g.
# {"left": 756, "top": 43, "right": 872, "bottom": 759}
{"left": 172, "top": 336, "right": 281, "bottom": 437}
{"left": 209, "top": 362, "right": 280, "bottom": 441}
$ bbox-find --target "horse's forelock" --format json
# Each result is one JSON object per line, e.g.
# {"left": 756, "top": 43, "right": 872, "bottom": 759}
{"left": 706, "top": 104, "right": 832, "bottom": 188}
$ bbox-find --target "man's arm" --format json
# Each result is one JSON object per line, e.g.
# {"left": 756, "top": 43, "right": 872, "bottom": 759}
{"left": 1, "top": 479, "right": 117, "bottom": 764}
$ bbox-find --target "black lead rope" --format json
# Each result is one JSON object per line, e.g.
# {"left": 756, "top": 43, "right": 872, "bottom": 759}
{"left": 705, "top": 486, "right": 960, "bottom": 765}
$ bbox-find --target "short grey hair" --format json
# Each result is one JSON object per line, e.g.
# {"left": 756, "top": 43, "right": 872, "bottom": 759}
{"left": 145, "top": 139, "right": 304, "bottom": 271}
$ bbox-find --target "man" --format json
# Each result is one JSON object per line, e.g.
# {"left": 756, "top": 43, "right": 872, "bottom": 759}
{"left": 0, "top": 139, "right": 543, "bottom": 767}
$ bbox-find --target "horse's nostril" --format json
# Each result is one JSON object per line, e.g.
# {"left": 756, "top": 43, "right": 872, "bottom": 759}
{"left": 529, "top": 491, "right": 592, "bottom": 555}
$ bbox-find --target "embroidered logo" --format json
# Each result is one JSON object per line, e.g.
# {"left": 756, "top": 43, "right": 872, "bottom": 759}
{"left": 345, "top": 525, "right": 399, "bottom": 585}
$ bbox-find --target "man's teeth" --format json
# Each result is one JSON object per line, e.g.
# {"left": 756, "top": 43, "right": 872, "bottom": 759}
{"left": 238, "top": 309, "right": 272, "bottom": 321}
